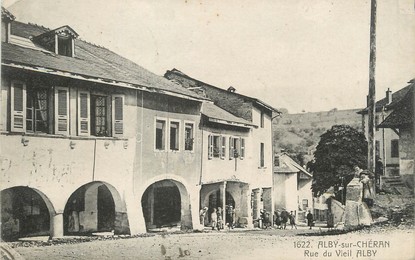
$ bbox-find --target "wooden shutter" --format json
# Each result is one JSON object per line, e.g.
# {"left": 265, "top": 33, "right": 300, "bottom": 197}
{"left": 229, "top": 137, "right": 234, "bottom": 160}
{"left": 112, "top": 95, "right": 124, "bottom": 137}
{"left": 78, "top": 91, "right": 90, "bottom": 136}
{"left": 208, "top": 135, "right": 213, "bottom": 159}
{"left": 240, "top": 138, "right": 245, "bottom": 159}
{"left": 10, "top": 81, "right": 26, "bottom": 132}
{"left": 55, "top": 87, "right": 69, "bottom": 135}
{"left": 220, "top": 135, "right": 226, "bottom": 159}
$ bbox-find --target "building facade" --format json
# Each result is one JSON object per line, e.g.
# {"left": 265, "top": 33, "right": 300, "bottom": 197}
{"left": 164, "top": 69, "right": 277, "bottom": 222}
{"left": 1, "top": 8, "right": 206, "bottom": 240}
{"left": 1, "top": 8, "right": 280, "bottom": 240}
{"left": 358, "top": 84, "right": 413, "bottom": 177}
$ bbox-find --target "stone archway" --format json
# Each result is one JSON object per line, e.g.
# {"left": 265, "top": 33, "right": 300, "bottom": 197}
{"left": 141, "top": 179, "right": 192, "bottom": 231}
{"left": 63, "top": 181, "right": 128, "bottom": 235}
{"left": 1, "top": 186, "right": 55, "bottom": 241}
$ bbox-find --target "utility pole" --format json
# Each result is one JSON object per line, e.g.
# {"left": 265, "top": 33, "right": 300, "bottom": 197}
{"left": 368, "top": 0, "right": 377, "bottom": 180}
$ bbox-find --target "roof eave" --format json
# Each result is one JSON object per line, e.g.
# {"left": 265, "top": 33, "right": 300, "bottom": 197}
{"left": 2, "top": 61, "right": 206, "bottom": 102}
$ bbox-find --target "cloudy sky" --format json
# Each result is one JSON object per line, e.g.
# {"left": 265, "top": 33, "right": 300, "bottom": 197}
{"left": 4, "top": 0, "right": 415, "bottom": 113}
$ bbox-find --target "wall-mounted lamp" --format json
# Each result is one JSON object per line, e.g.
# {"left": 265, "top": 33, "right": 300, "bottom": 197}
{"left": 123, "top": 141, "right": 128, "bottom": 149}
{"left": 104, "top": 141, "right": 110, "bottom": 149}
{"left": 69, "top": 141, "right": 76, "bottom": 149}
{"left": 21, "top": 137, "right": 29, "bottom": 146}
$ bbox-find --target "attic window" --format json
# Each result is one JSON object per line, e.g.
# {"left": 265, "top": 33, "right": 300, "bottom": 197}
{"left": 33, "top": 25, "right": 78, "bottom": 57}
{"left": 58, "top": 37, "right": 72, "bottom": 56}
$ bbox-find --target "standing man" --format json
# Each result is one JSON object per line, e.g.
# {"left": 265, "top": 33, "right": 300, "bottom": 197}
{"left": 199, "top": 207, "right": 208, "bottom": 226}
{"left": 306, "top": 210, "right": 314, "bottom": 230}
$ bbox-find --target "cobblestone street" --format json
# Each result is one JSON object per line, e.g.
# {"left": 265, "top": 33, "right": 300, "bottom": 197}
{"left": 7, "top": 226, "right": 415, "bottom": 260}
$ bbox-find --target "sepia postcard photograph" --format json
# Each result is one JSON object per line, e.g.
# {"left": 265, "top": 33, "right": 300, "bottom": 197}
{"left": 0, "top": 0, "right": 414, "bottom": 259}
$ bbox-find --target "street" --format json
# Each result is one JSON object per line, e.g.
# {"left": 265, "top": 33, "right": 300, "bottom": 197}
{"left": 10, "top": 226, "right": 415, "bottom": 260}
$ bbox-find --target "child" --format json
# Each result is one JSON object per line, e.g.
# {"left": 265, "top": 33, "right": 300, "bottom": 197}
{"left": 211, "top": 208, "right": 218, "bottom": 230}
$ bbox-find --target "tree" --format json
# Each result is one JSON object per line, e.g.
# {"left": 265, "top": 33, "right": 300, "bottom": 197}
{"left": 310, "top": 125, "right": 367, "bottom": 197}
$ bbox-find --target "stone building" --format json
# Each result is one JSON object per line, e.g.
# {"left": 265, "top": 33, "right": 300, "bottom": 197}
{"left": 1, "top": 8, "right": 280, "bottom": 240}
{"left": 1, "top": 7, "right": 207, "bottom": 240}
{"left": 165, "top": 69, "right": 278, "bottom": 222}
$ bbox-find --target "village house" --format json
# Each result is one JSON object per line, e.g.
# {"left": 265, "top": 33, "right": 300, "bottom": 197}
{"left": 378, "top": 81, "right": 414, "bottom": 189}
{"left": 273, "top": 153, "right": 313, "bottom": 223}
{"left": 358, "top": 83, "right": 413, "bottom": 178}
{"left": 164, "top": 69, "right": 278, "bottom": 223}
{"left": 1, "top": 7, "right": 209, "bottom": 240}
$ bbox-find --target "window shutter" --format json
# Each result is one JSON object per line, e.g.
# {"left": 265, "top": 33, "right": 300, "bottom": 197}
{"left": 240, "top": 138, "right": 245, "bottom": 160}
{"left": 55, "top": 87, "right": 69, "bottom": 135}
{"left": 11, "top": 81, "right": 26, "bottom": 132}
{"left": 220, "top": 135, "right": 226, "bottom": 159}
{"left": 112, "top": 95, "right": 124, "bottom": 137}
{"left": 78, "top": 91, "right": 90, "bottom": 136}
{"left": 229, "top": 137, "right": 234, "bottom": 160}
{"left": 208, "top": 135, "right": 213, "bottom": 159}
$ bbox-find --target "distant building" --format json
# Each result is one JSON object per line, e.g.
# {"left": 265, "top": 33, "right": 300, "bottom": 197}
{"left": 273, "top": 153, "right": 313, "bottom": 222}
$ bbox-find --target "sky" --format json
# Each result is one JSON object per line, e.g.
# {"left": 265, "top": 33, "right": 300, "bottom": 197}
{"left": 3, "top": 0, "right": 415, "bottom": 113}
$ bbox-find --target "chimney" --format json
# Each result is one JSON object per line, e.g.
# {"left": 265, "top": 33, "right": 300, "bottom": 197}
{"left": 386, "top": 88, "right": 392, "bottom": 104}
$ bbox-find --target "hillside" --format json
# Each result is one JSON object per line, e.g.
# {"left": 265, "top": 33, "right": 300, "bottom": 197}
{"left": 273, "top": 108, "right": 363, "bottom": 165}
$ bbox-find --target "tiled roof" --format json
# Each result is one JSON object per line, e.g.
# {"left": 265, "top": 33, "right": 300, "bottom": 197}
{"left": 2, "top": 21, "right": 205, "bottom": 100}
{"left": 358, "top": 81, "right": 414, "bottom": 114}
{"left": 165, "top": 68, "right": 279, "bottom": 113}
{"left": 274, "top": 153, "right": 312, "bottom": 178}
{"left": 378, "top": 84, "right": 414, "bottom": 128}
{"left": 201, "top": 102, "right": 257, "bottom": 128}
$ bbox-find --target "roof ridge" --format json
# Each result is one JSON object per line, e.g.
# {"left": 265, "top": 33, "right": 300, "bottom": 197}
{"left": 27, "top": 22, "right": 50, "bottom": 31}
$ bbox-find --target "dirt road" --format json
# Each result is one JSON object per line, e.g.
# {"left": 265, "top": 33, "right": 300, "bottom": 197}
{"left": 11, "top": 227, "right": 415, "bottom": 260}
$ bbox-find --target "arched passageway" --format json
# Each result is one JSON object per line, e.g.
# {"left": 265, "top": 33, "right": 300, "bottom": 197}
{"left": 141, "top": 179, "right": 192, "bottom": 231}
{"left": 1, "top": 186, "right": 54, "bottom": 241}
{"left": 63, "top": 182, "right": 128, "bottom": 235}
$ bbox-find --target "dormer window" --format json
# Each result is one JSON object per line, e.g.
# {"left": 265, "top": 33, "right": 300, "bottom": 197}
{"left": 33, "top": 25, "right": 78, "bottom": 57}
{"left": 1, "top": 7, "right": 15, "bottom": 43}
{"left": 58, "top": 36, "right": 72, "bottom": 56}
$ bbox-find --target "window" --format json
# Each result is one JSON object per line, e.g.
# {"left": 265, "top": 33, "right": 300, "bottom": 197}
{"left": 10, "top": 81, "right": 69, "bottom": 135}
{"left": 58, "top": 37, "right": 73, "bottom": 57}
{"left": 208, "top": 135, "right": 225, "bottom": 159}
{"left": 391, "top": 139, "right": 399, "bottom": 158}
{"left": 302, "top": 199, "right": 308, "bottom": 210}
{"left": 78, "top": 93, "right": 123, "bottom": 137}
{"left": 184, "top": 123, "right": 194, "bottom": 151}
{"left": 91, "top": 95, "right": 109, "bottom": 137}
{"left": 156, "top": 119, "right": 166, "bottom": 150}
{"left": 170, "top": 121, "right": 180, "bottom": 151}
{"left": 26, "top": 88, "right": 49, "bottom": 133}
{"left": 260, "top": 142, "right": 265, "bottom": 167}
{"left": 260, "top": 111, "right": 264, "bottom": 128}
{"left": 229, "top": 137, "right": 240, "bottom": 160}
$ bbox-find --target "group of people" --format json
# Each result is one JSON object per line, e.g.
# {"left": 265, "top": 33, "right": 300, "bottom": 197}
{"left": 273, "top": 209, "right": 298, "bottom": 229}
{"left": 199, "top": 205, "right": 236, "bottom": 230}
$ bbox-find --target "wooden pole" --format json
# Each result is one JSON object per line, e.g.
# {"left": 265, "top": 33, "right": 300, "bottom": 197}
{"left": 368, "top": 0, "right": 377, "bottom": 179}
